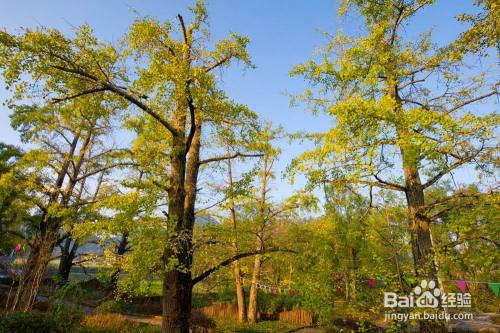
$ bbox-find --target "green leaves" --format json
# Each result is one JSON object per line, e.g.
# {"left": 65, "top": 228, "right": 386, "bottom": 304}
{"left": 290, "top": 0, "right": 498, "bottom": 197}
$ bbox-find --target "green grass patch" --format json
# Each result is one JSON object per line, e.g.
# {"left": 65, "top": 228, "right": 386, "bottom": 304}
{"left": 136, "top": 280, "right": 163, "bottom": 296}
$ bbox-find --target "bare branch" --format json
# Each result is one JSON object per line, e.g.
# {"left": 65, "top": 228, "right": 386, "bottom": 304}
{"left": 177, "top": 14, "right": 189, "bottom": 45}
{"left": 185, "top": 85, "right": 197, "bottom": 156}
{"left": 355, "top": 179, "right": 406, "bottom": 192}
{"left": 75, "top": 162, "right": 137, "bottom": 182}
{"left": 400, "top": 98, "right": 431, "bottom": 110}
{"left": 195, "top": 196, "right": 228, "bottom": 215}
{"left": 199, "top": 152, "right": 263, "bottom": 165}
{"left": 192, "top": 247, "right": 297, "bottom": 285}
{"left": 205, "top": 55, "right": 231, "bottom": 73}
{"left": 445, "top": 84, "right": 499, "bottom": 115}
{"left": 422, "top": 148, "right": 482, "bottom": 189}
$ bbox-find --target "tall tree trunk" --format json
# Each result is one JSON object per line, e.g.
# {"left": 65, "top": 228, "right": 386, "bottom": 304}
{"left": 109, "top": 232, "right": 129, "bottom": 292}
{"left": 247, "top": 154, "right": 268, "bottom": 324}
{"left": 57, "top": 236, "right": 78, "bottom": 283}
{"left": 56, "top": 175, "right": 85, "bottom": 284}
{"left": 162, "top": 269, "right": 192, "bottom": 333}
{"left": 403, "top": 164, "right": 436, "bottom": 279}
{"left": 401, "top": 146, "right": 445, "bottom": 333}
{"left": 390, "top": 75, "right": 445, "bottom": 332}
{"left": 233, "top": 256, "right": 246, "bottom": 323}
{"left": 162, "top": 133, "right": 189, "bottom": 333}
{"left": 227, "top": 155, "right": 246, "bottom": 323}
{"left": 161, "top": 108, "right": 198, "bottom": 333}
{"left": 247, "top": 235, "right": 263, "bottom": 324}
{"left": 349, "top": 248, "right": 358, "bottom": 301}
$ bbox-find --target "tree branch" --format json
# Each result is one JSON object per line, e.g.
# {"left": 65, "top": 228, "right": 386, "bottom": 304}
{"left": 51, "top": 87, "right": 108, "bottom": 103}
{"left": 50, "top": 65, "right": 178, "bottom": 135}
{"left": 192, "top": 247, "right": 297, "bottom": 285}
{"left": 184, "top": 84, "right": 197, "bottom": 156}
{"left": 422, "top": 149, "right": 481, "bottom": 189}
{"left": 400, "top": 98, "right": 431, "bottom": 110}
{"left": 205, "top": 55, "right": 231, "bottom": 72}
{"left": 444, "top": 236, "right": 500, "bottom": 249}
{"left": 75, "top": 162, "right": 137, "bottom": 182}
{"left": 198, "top": 152, "right": 263, "bottom": 165}
{"left": 195, "top": 196, "right": 228, "bottom": 214}
{"left": 177, "top": 14, "right": 189, "bottom": 45}
{"left": 355, "top": 179, "right": 406, "bottom": 192}
{"left": 445, "top": 85, "right": 499, "bottom": 115}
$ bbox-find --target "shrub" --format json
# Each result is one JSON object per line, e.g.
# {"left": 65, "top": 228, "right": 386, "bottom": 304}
{"left": 51, "top": 304, "right": 84, "bottom": 332}
{"left": 0, "top": 311, "right": 59, "bottom": 333}
{"left": 95, "top": 300, "right": 125, "bottom": 313}
{"left": 0, "top": 307, "right": 83, "bottom": 333}
{"left": 76, "top": 313, "right": 161, "bottom": 333}
{"left": 80, "top": 313, "right": 131, "bottom": 332}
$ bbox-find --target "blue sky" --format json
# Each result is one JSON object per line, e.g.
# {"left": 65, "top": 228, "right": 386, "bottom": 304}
{"left": 0, "top": 0, "right": 492, "bottom": 200}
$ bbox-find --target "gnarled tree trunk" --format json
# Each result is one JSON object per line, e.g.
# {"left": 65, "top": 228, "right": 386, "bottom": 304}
{"left": 8, "top": 228, "right": 58, "bottom": 311}
{"left": 401, "top": 143, "right": 445, "bottom": 333}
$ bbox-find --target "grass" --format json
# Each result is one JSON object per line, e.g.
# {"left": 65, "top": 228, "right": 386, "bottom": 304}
{"left": 214, "top": 318, "right": 300, "bottom": 333}
{"left": 77, "top": 313, "right": 161, "bottom": 333}
{"left": 79, "top": 315, "right": 300, "bottom": 333}
{"left": 136, "top": 280, "right": 162, "bottom": 296}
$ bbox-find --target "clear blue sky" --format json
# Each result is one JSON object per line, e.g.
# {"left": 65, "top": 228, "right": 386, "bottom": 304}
{"left": 0, "top": 0, "right": 489, "bottom": 199}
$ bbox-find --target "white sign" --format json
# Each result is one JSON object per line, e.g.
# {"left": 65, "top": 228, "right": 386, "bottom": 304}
{"left": 384, "top": 280, "right": 471, "bottom": 308}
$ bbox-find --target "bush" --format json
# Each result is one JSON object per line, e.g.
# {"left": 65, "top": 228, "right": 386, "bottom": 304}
{"left": 0, "top": 311, "right": 160, "bottom": 333}
{"left": 0, "top": 311, "right": 59, "bottom": 333}
{"left": 51, "top": 304, "right": 84, "bottom": 332}
{"left": 75, "top": 313, "right": 161, "bottom": 333}
{"left": 95, "top": 300, "right": 125, "bottom": 313}
{"left": 0, "top": 307, "right": 83, "bottom": 333}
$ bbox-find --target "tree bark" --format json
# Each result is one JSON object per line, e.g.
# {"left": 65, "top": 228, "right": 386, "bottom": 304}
{"left": 247, "top": 236, "right": 262, "bottom": 324}
{"left": 388, "top": 73, "right": 446, "bottom": 332}
{"left": 57, "top": 236, "right": 78, "bottom": 283}
{"left": 109, "top": 232, "right": 129, "bottom": 292}
{"left": 161, "top": 96, "right": 196, "bottom": 333}
{"left": 162, "top": 130, "right": 189, "bottom": 333}
{"left": 401, "top": 142, "right": 445, "bottom": 333}
{"left": 8, "top": 229, "right": 58, "bottom": 311}
{"left": 227, "top": 155, "right": 246, "bottom": 323}
{"left": 247, "top": 154, "right": 268, "bottom": 324}
{"left": 162, "top": 269, "right": 192, "bottom": 333}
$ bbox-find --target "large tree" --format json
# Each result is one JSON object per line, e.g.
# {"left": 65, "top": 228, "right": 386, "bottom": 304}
{"left": 290, "top": 1, "right": 498, "bottom": 331}
{"left": 0, "top": 3, "right": 266, "bottom": 332}
{"left": 2, "top": 85, "right": 122, "bottom": 310}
